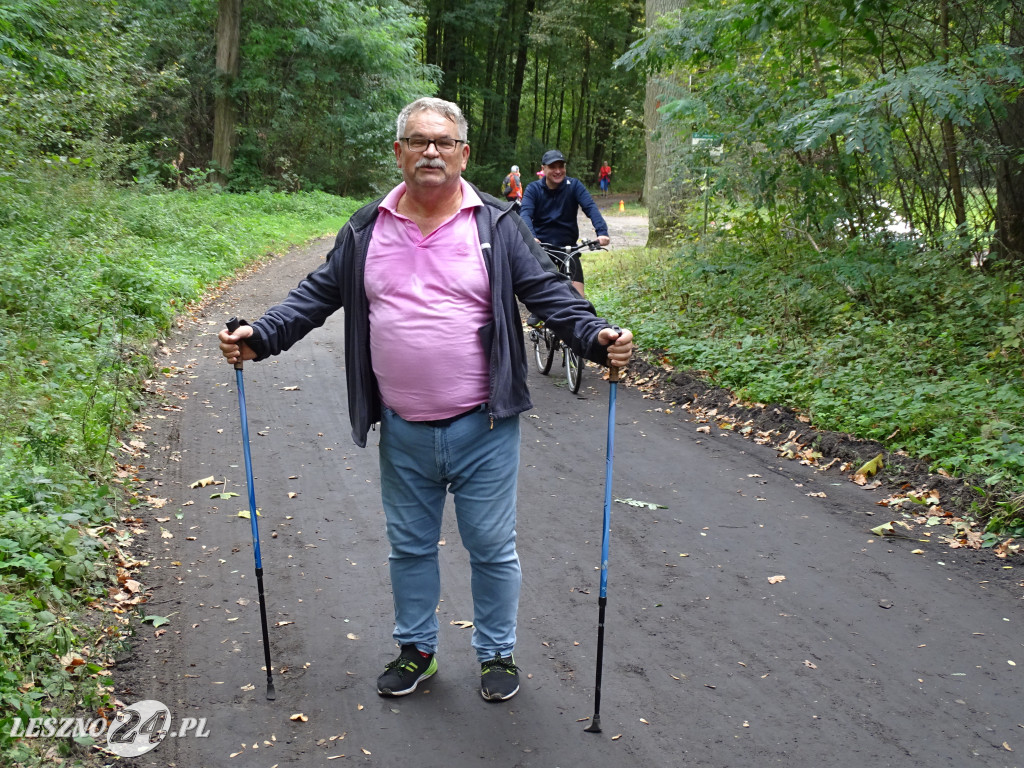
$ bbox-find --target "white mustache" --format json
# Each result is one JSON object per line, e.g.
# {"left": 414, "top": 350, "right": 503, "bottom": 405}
{"left": 415, "top": 157, "right": 447, "bottom": 170}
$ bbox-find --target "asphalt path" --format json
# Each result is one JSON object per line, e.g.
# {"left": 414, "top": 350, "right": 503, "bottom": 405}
{"left": 117, "top": 235, "right": 1023, "bottom": 768}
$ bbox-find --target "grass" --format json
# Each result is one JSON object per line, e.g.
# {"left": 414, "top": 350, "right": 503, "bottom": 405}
{"left": 587, "top": 223, "right": 1024, "bottom": 534}
{"left": 0, "top": 163, "right": 362, "bottom": 766}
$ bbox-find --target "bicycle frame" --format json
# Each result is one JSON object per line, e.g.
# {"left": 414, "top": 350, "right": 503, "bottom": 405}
{"left": 528, "top": 240, "right": 606, "bottom": 394}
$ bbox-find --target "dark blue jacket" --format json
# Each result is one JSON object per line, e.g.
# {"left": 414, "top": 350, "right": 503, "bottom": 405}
{"left": 243, "top": 184, "right": 613, "bottom": 447}
{"left": 520, "top": 177, "right": 609, "bottom": 247}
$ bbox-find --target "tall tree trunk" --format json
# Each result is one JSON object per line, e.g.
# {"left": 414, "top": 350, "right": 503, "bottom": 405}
{"left": 555, "top": 86, "right": 565, "bottom": 149}
{"left": 541, "top": 61, "right": 551, "bottom": 145}
{"left": 212, "top": 0, "right": 241, "bottom": 186}
{"left": 507, "top": 0, "right": 535, "bottom": 146}
{"left": 939, "top": 0, "right": 968, "bottom": 230}
{"left": 570, "top": 43, "right": 590, "bottom": 162}
{"left": 531, "top": 56, "right": 539, "bottom": 139}
{"left": 993, "top": 11, "right": 1024, "bottom": 261}
{"left": 644, "top": 0, "right": 687, "bottom": 245}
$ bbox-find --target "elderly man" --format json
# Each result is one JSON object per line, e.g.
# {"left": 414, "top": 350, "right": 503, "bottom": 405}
{"left": 219, "top": 97, "right": 633, "bottom": 703}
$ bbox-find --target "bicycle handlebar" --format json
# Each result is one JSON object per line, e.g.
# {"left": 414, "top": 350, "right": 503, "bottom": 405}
{"left": 539, "top": 239, "right": 605, "bottom": 256}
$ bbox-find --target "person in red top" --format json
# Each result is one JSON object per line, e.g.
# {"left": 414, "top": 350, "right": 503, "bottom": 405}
{"left": 501, "top": 165, "right": 522, "bottom": 210}
{"left": 598, "top": 161, "right": 612, "bottom": 196}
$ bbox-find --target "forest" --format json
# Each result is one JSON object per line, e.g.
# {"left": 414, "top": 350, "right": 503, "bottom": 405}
{"left": 1, "top": 0, "right": 1023, "bottom": 764}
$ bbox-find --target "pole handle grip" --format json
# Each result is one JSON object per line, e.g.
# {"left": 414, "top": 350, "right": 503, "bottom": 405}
{"left": 607, "top": 325, "right": 622, "bottom": 381}
{"left": 226, "top": 317, "right": 244, "bottom": 370}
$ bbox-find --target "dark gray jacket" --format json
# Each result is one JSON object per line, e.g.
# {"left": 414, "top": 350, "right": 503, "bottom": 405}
{"left": 244, "top": 183, "right": 613, "bottom": 447}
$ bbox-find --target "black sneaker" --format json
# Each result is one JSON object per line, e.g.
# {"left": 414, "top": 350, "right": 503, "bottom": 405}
{"left": 377, "top": 645, "right": 437, "bottom": 697}
{"left": 526, "top": 313, "right": 542, "bottom": 327}
{"left": 480, "top": 653, "right": 520, "bottom": 701}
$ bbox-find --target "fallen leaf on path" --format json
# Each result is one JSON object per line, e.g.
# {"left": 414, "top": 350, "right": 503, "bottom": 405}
{"left": 289, "top": 713, "right": 308, "bottom": 722}
{"left": 767, "top": 575, "right": 786, "bottom": 584}
{"left": 450, "top": 620, "right": 474, "bottom": 629}
{"left": 190, "top": 476, "right": 218, "bottom": 488}
{"left": 282, "top": 386, "right": 300, "bottom": 391}
{"left": 346, "top": 632, "right": 359, "bottom": 640}
{"left": 870, "top": 521, "right": 913, "bottom": 536}
{"left": 853, "top": 454, "right": 884, "bottom": 483}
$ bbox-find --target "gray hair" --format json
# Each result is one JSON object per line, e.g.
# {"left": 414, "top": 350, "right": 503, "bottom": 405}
{"left": 396, "top": 97, "right": 469, "bottom": 141}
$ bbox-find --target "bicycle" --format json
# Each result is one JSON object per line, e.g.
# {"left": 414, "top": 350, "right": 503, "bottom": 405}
{"left": 528, "top": 239, "right": 607, "bottom": 394}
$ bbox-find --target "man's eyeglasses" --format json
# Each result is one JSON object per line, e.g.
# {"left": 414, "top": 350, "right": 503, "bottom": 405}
{"left": 400, "top": 136, "right": 467, "bottom": 153}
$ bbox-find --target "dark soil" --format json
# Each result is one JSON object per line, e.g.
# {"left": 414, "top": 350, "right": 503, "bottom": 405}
{"left": 621, "top": 352, "right": 991, "bottom": 519}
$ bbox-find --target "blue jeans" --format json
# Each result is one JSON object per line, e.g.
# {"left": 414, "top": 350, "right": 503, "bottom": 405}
{"left": 379, "top": 406, "right": 521, "bottom": 662}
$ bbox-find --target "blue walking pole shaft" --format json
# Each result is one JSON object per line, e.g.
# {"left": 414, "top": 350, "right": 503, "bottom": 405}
{"left": 233, "top": 368, "right": 263, "bottom": 569}
{"left": 585, "top": 365, "right": 619, "bottom": 734}
{"left": 226, "top": 318, "right": 276, "bottom": 700}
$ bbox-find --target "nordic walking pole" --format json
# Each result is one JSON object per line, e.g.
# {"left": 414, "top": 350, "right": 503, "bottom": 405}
{"left": 226, "top": 318, "right": 276, "bottom": 701}
{"left": 584, "top": 358, "right": 620, "bottom": 734}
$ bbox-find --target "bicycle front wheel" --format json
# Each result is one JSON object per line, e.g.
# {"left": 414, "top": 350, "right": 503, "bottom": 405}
{"left": 565, "top": 347, "right": 583, "bottom": 393}
{"left": 533, "top": 329, "right": 555, "bottom": 375}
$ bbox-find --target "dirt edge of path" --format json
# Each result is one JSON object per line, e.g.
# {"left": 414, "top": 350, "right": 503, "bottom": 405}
{"left": 619, "top": 350, "right": 1001, "bottom": 523}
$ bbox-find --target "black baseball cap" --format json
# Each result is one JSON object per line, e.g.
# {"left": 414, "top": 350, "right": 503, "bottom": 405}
{"left": 541, "top": 149, "right": 566, "bottom": 166}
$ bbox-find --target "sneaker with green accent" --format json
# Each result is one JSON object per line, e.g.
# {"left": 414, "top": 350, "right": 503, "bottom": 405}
{"left": 480, "top": 653, "right": 520, "bottom": 701}
{"left": 377, "top": 644, "right": 437, "bottom": 697}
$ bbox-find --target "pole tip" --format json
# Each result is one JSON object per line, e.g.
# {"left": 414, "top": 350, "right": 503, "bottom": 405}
{"left": 584, "top": 715, "right": 602, "bottom": 733}
{"left": 266, "top": 680, "right": 277, "bottom": 701}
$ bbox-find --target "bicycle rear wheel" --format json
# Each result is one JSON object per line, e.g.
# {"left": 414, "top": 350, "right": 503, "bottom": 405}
{"left": 565, "top": 347, "right": 583, "bottom": 393}
{"left": 532, "top": 328, "right": 555, "bottom": 375}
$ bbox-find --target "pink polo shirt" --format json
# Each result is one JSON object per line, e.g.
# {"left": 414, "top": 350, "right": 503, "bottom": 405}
{"left": 365, "top": 180, "right": 491, "bottom": 421}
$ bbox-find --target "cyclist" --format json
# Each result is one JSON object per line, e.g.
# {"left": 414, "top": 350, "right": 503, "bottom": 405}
{"left": 521, "top": 150, "right": 609, "bottom": 319}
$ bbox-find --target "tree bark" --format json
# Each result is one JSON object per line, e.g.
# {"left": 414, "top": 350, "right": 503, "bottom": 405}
{"left": 939, "top": 0, "right": 968, "bottom": 230}
{"left": 644, "top": 0, "right": 687, "bottom": 246}
{"left": 993, "top": 10, "right": 1024, "bottom": 262}
{"left": 507, "top": 0, "right": 534, "bottom": 146}
{"left": 212, "top": 0, "right": 241, "bottom": 186}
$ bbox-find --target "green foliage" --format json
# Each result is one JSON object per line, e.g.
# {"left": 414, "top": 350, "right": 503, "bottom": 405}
{"left": 589, "top": 223, "right": 1024, "bottom": 532}
{"left": 0, "top": 161, "right": 362, "bottom": 764}
{"left": 617, "top": 0, "right": 1024, "bottom": 254}
{"left": 125, "top": 0, "right": 436, "bottom": 196}
{"left": 0, "top": 0, "right": 184, "bottom": 173}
